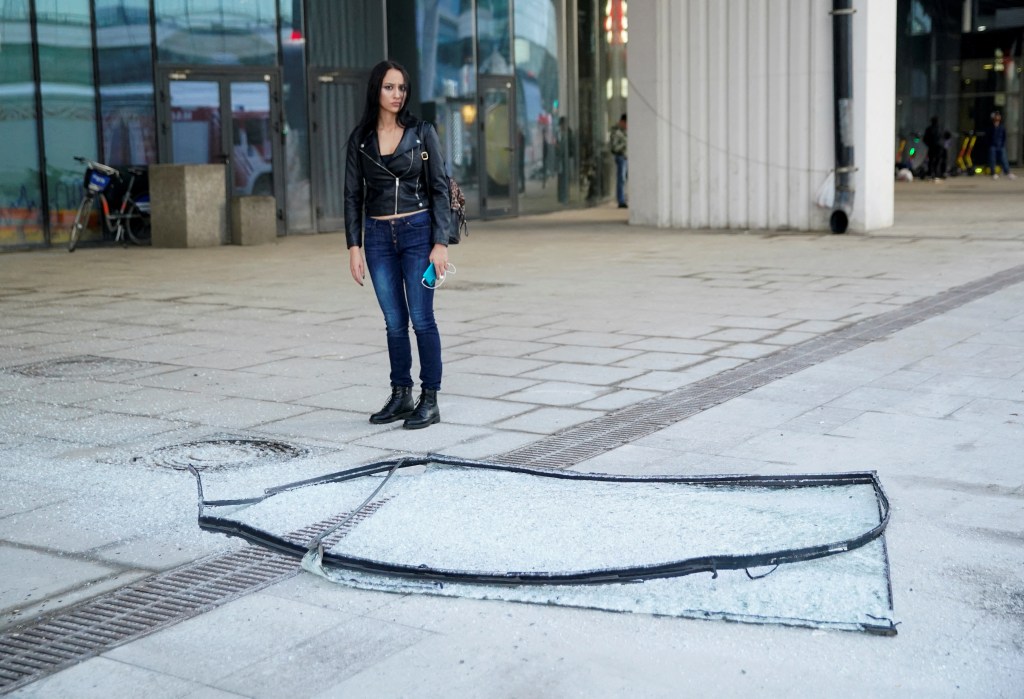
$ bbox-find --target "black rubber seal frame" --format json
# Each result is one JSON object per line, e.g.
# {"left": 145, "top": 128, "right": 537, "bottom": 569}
{"left": 192, "top": 454, "right": 892, "bottom": 597}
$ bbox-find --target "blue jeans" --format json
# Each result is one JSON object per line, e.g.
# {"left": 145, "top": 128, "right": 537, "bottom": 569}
{"left": 614, "top": 154, "right": 628, "bottom": 205}
{"left": 990, "top": 146, "right": 1012, "bottom": 175}
{"left": 363, "top": 211, "right": 442, "bottom": 391}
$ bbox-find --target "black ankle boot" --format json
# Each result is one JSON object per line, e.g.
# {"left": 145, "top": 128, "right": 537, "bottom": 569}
{"left": 369, "top": 386, "right": 415, "bottom": 424}
{"left": 403, "top": 388, "right": 440, "bottom": 429}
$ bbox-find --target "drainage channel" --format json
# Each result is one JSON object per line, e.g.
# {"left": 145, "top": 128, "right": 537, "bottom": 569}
{"left": 3, "top": 262, "right": 1023, "bottom": 693}
{"left": 0, "top": 505, "right": 387, "bottom": 693}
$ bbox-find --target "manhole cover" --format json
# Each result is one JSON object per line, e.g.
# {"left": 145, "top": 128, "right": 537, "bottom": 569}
{"left": 10, "top": 355, "right": 156, "bottom": 379}
{"left": 133, "top": 438, "right": 308, "bottom": 472}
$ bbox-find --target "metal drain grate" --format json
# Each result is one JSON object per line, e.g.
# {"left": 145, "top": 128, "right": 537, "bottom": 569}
{"left": 9, "top": 355, "right": 158, "bottom": 380}
{"left": 496, "top": 263, "right": 1024, "bottom": 469}
{"left": 0, "top": 501, "right": 389, "bottom": 693}
{"left": 132, "top": 438, "right": 309, "bottom": 472}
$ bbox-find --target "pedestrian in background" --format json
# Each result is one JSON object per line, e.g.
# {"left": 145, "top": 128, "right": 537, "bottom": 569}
{"left": 988, "top": 111, "right": 1016, "bottom": 180}
{"left": 344, "top": 60, "right": 451, "bottom": 429}
{"left": 923, "top": 116, "right": 943, "bottom": 180}
{"left": 610, "top": 113, "right": 628, "bottom": 208}
{"left": 937, "top": 130, "right": 953, "bottom": 178}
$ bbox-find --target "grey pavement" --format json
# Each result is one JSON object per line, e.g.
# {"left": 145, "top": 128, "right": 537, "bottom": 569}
{"left": 1, "top": 176, "right": 1023, "bottom": 697}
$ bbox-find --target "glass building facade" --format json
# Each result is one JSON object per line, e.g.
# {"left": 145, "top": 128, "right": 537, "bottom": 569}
{"left": 896, "top": 0, "right": 1024, "bottom": 174}
{"left": 0, "top": 0, "right": 627, "bottom": 251}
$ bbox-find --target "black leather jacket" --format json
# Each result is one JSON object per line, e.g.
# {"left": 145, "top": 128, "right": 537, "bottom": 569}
{"left": 344, "top": 119, "right": 451, "bottom": 248}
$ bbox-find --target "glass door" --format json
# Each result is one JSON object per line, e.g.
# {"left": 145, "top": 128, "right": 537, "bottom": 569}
{"left": 157, "top": 68, "right": 283, "bottom": 238}
{"left": 479, "top": 77, "right": 517, "bottom": 217}
{"left": 229, "top": 82, "right": 277, "bottom": 198}
{"left": 166, "top": 80, "right": 222, "bottom": 165}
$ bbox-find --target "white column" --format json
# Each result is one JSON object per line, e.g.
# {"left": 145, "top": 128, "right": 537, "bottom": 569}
{"left": 628, "top": 0, "right": 895, "bottom": 233}
{"left": 853, "top": 0, "right": 896, "bottom": 231}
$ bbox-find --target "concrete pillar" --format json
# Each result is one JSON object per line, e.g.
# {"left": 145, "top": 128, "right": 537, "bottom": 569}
{"left": 853, "top": 0, "right": 896, "bottom": 231}
{"left": 231, "top": 196, "right": 278, "bottom": 245}
{"left": 149, "top": 164, "right": 227, "bottom": 248}
{"left": 629, "top": 0, "right": 896, "bottom": 233}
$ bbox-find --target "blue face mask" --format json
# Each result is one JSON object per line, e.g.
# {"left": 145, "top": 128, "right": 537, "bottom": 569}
{"left": 422, "top": 262, "right": 456, "bottom": 289}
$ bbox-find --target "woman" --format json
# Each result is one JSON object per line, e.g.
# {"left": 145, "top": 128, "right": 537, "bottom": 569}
{"left": 344, "top": 60, "right": 451, "bottom": 429}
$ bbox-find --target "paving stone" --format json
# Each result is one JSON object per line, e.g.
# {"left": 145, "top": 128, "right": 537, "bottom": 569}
{"left": 619, "top": 337, "right": 728, "bottom": 354}
{"left": 710, "top": 342, "right": 781, "bottom": 359}
{"left": 494, "top": 406, "right": 601, "bottom": 434}
{"left": 525, "top": 345, "right": 641, "bottom": 365}
{"left": 353, "top": 422, "right": 493, "bottom": 452}
{"left": 8, "top": 656, "right": 216, "bottom": 698}
{"left": 256, "top": 408, "right": 384, "bottom": 443}
{"left": 620, "top": 367, "right": 721, "bottom": 391}
{"left": 538, "top": 331, "right": 646, "bottom": 347}
{"left": 578, "top": 388, "right": 660, "bottom": 411}
{"left": 761, "top": 330, "right": 818, "bottom": 346}
{"left": 460, "top": 324, "right": 565, "bottom": 341}
{"left": 441, "top": 372, "right": 538, "bottom": 398}
{"left": 520, "top": 362, "right": 645, "bottom": 385}
{"left": 436, "top": 395, "right": 533, "bottom": 425}
{"left": 715, "top": 315, "right": 801, "bottom": 331}
{"left": 235, "top": 357, "right": 353, "bottom": 381}
{"left": 451, "top": 338, "right": 558, "bottom": 358}
{"left": 438, "top": 430, "right": 541, "bottom": 459}
{"left": 612, "top": 351, "right": 707, "bottom": 371}
{"left": 699, "top": 327, "right": 776, "bottom": 342}
{"left": 444, "top": 355, "right": 551, "bottom": 376}
{"left": 0, "top": 546, "right": 121, "bottom": 614}
{"left": 104, "top": 594, "right": 355, "bottom": 683}
{"left": 501, "top": 381, "right": 610, "bottom": 406}
{"left": 213, "top": 616, "right": 431, "bottom": 697}
{"left": 73, "top": 387, "right": 210, "bottom": 417}
{"left": 167, "top": 397, "right": 316, "bottom": 430}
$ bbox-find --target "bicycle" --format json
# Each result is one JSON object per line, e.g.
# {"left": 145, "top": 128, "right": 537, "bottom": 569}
{"left": 68, "top": 157, "right": 151, "bottom": 252}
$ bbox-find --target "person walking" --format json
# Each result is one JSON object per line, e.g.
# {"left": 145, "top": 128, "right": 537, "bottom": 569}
{"left": 609, "top": 113, "right": 628, "bottom": 208}
{"left": 988, "top": 110, "right": 1016, "bottom": 180}
{"left": 344, "top": 60, "right": 451, "bottom": 429}
{"left": 923, "top": 116, "right": 943, "bottom": 180}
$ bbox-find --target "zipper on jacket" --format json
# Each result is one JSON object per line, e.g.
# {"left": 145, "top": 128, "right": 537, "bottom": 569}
{"left": 360, "top": 146, "right": 415, "bottom": 217}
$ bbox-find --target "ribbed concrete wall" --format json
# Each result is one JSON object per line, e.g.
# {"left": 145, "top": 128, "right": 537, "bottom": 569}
{"left": 630, "top": 0, "right": 895, "bottom": 232}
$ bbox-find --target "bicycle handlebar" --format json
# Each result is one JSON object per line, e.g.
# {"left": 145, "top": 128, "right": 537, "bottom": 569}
{"left": 73, "top": 156, "right": 119, "bottom": 178}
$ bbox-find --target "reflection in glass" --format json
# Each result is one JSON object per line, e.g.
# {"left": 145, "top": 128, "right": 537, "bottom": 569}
{"left": 280, "top": 0, "right": 312, "bottom": 230}
{"left": 481, "top": 84, "right": 513, "bottom": 212}
{"left": 169, "top": 81, "right": 222, "bottom": 164}
{"left": 418, "top": 0, "right": 472, "bottom": 101}
{"left": 0, "top": 3, "right": 44, "bottom": 245}
{"left": 435, "top": 99, "right": 480, "bottom": 219}
{"left": 515, "top": 0, "right": 563, "bottom": 212}
{"left": 37, "top": 0, "right": 99, "bottom": 241}
{"left": 97, "top": 0, "right": 156, "bottom": 167}
{"left": 419, "top": 0, "right": 478, "bottom": 217}
{"left": 477, "top": 0, "right": 512, "bottom": 75}
{"left": 155, "top": 0, "right": 277, "bottom": 65}
{"left": 230, "top": 82, "right": 274, "bottom": 196}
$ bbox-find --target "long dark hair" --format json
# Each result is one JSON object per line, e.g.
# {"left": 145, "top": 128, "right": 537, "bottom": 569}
{"left": 356, "top": 60, "right": 415, "bottom": 139}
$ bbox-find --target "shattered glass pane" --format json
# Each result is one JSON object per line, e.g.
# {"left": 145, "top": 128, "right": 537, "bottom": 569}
{"left": 195, "top": 457, "right": 896, "bottom": 634}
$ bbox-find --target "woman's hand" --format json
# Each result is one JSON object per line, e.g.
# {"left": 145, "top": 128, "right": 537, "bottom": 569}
{"left": 429, "top": 243, "right": 449, "bottom": 282}
{"left": 349, "top": 246, "right": 365, "bottom": 286}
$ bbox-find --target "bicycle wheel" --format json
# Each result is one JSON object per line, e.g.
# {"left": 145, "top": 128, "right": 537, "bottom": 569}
{"left": 67, "top": 196, "right": 93, "bottom": 252}
{"left": 125, "top": 203, "right": 151, "bottom": 246}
